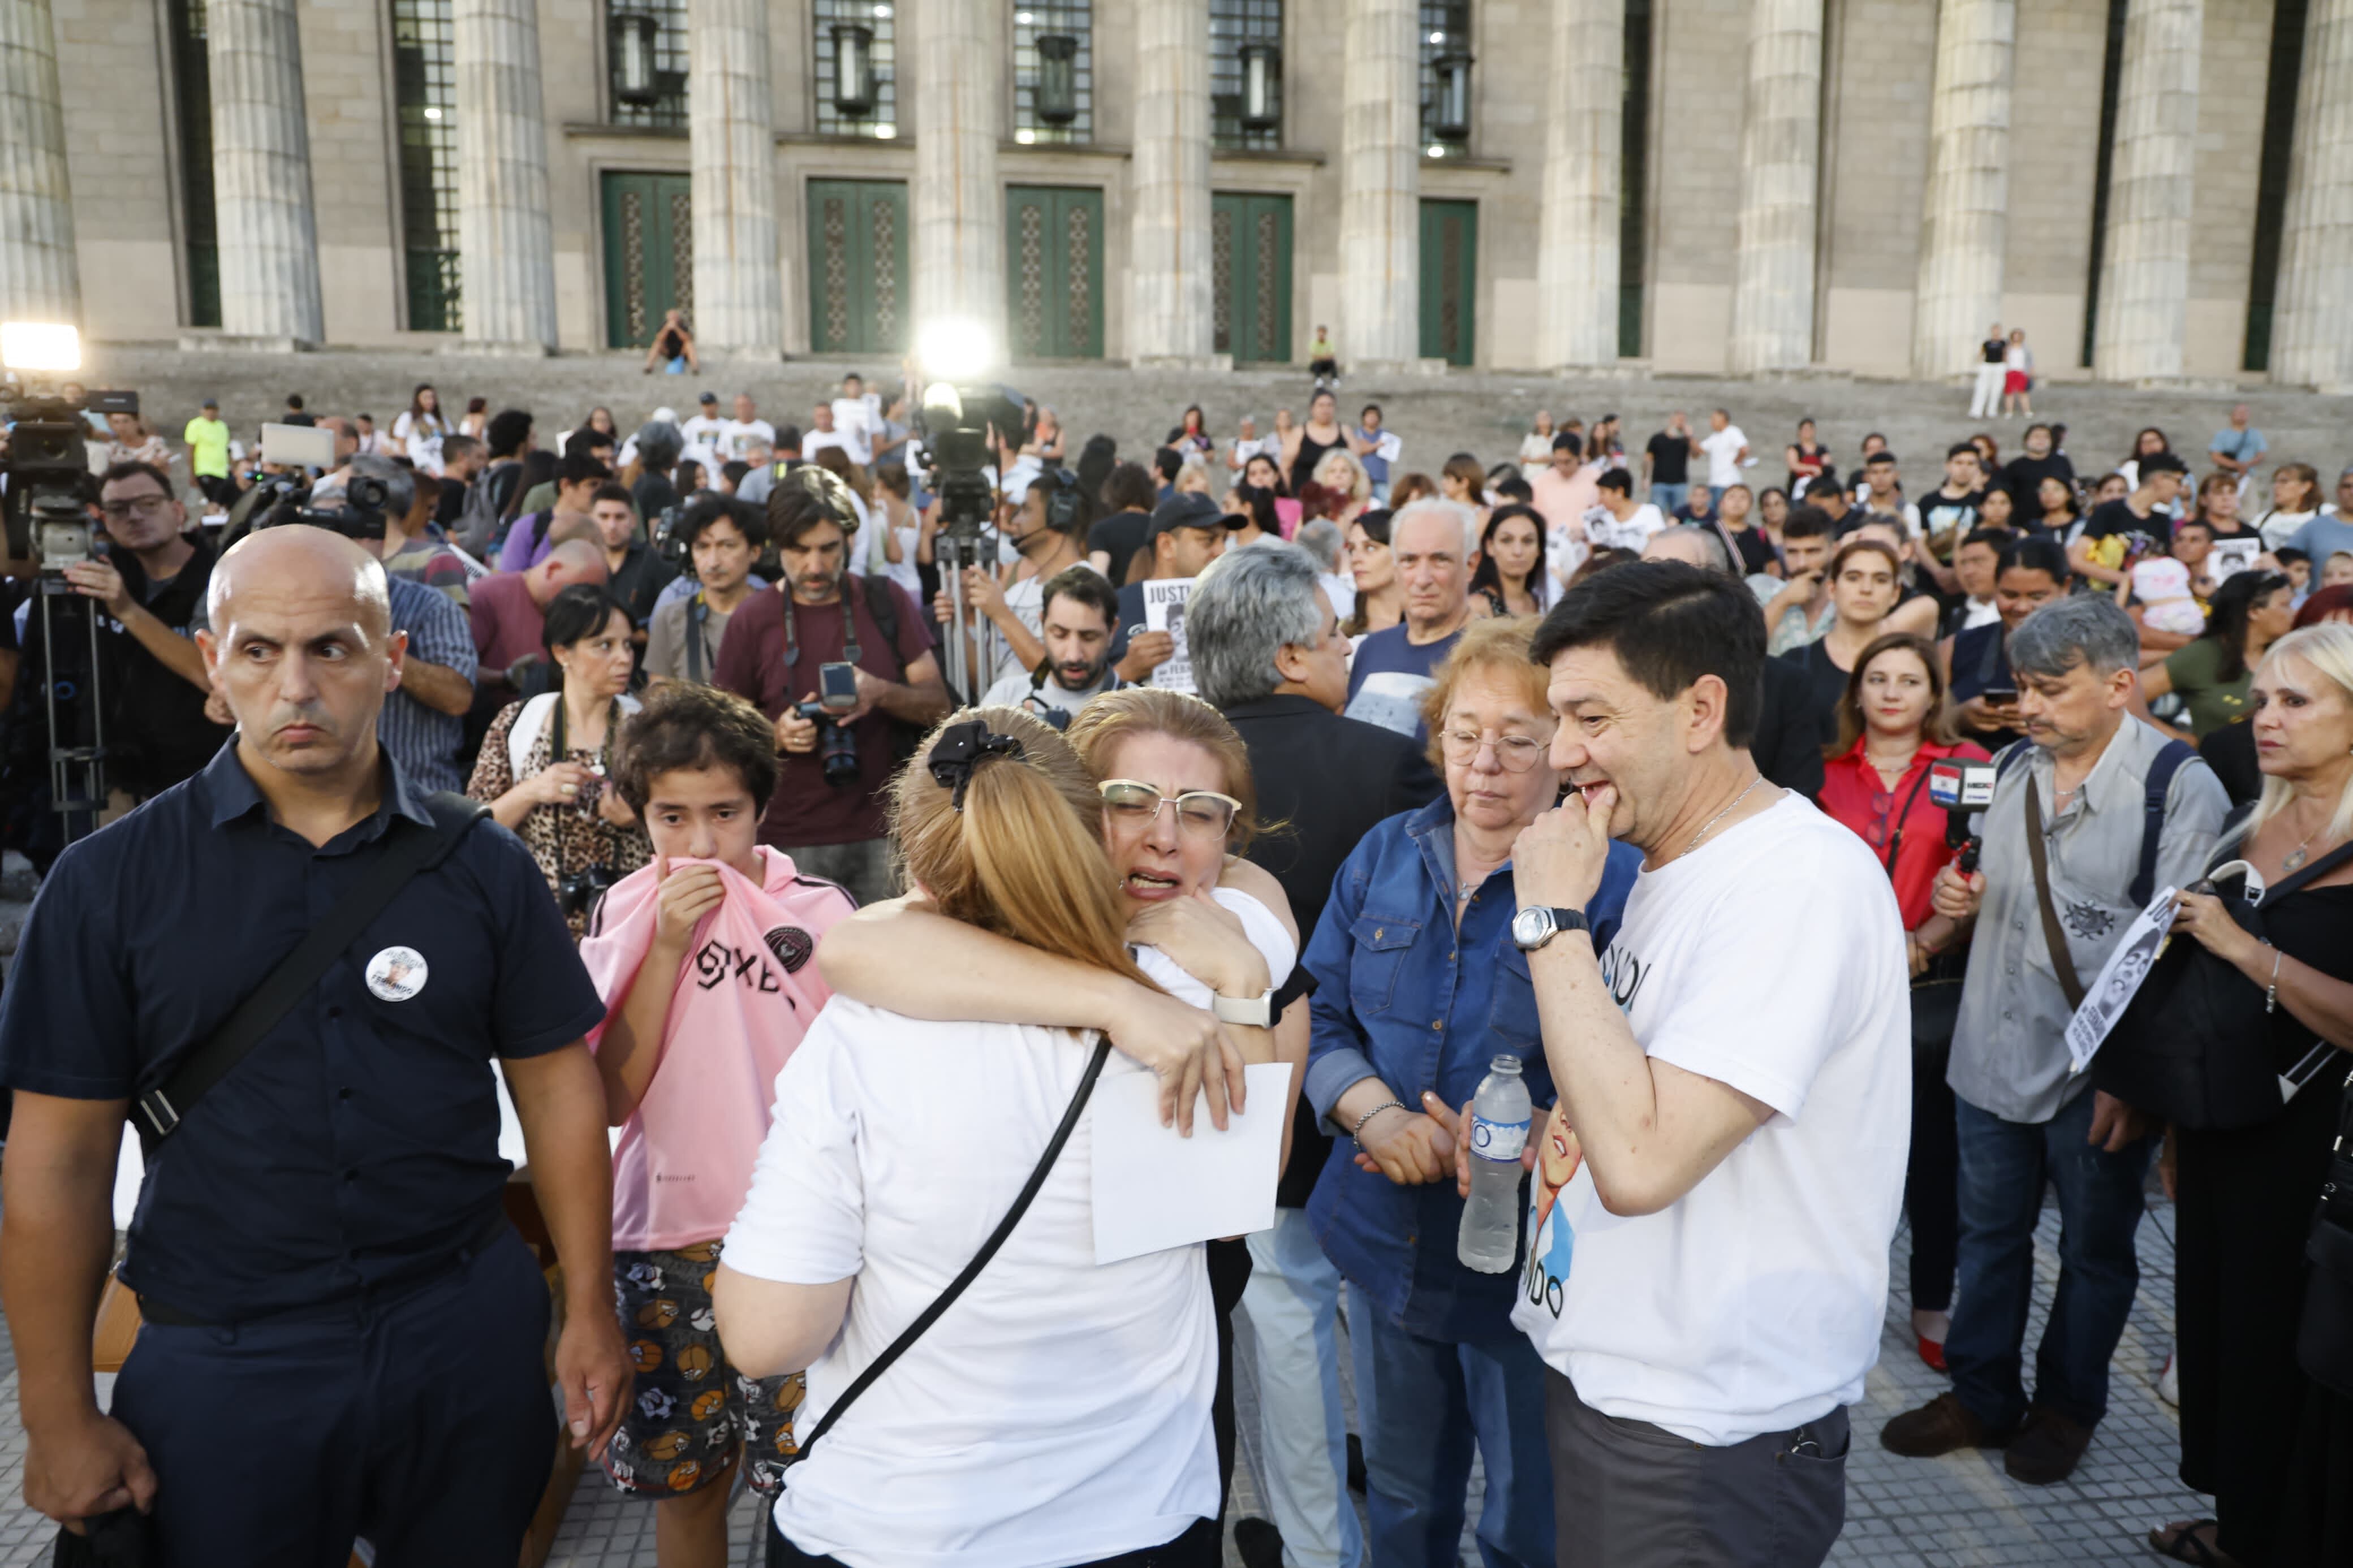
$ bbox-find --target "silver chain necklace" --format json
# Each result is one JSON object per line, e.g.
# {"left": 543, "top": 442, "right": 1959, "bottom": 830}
{"left": 1685, "top": 773, "right": 1765, "bottom": 858}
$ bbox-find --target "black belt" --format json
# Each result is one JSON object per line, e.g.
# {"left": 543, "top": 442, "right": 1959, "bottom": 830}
{"left": 137, "top": 1208, "right": 515, "bottom": 1328}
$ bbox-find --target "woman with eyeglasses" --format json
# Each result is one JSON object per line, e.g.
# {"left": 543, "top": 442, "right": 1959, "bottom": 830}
{"left": 715, "top": 707, "right": 1292, "bottom": 1568}
{"left": 1304, "top": 618, "right": 1639, "bottom": 1568}
{"left": 812, "top": 690, "right": 1312, "bottom": 1521}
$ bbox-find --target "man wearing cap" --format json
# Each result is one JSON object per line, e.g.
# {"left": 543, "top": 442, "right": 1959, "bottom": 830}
{"left": 183, "top": 399, "right": 234, "bottom": 509}
{"left": 680, "top": 392, "right": 727, "bottom": 469}
{"left": 1107, "top": 493, "right": 1230, "bottom": 685}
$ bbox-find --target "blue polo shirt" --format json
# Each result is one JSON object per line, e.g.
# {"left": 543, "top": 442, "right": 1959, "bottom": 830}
{"left": 1300, "top": 793, "right": 1639, "bottom": 1341}
{"left": 0, "top": 742, "right": 605, "bottom": 1324}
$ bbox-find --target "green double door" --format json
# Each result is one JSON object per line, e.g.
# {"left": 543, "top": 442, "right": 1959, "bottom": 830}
{"left": 1419, "top": 198, "right": 1479, "bottom": 366}
{"left": 601, "top": 171, "right": 692, "bottom": 351}
{"left": 807, "top": 179, "right": 911, "bottom": 356}
{"left": 1212, "top": 192, "right": 1294, "bottom": 364}
{"left": 1005, "top": 185, "right": 1105, "bottom": 360}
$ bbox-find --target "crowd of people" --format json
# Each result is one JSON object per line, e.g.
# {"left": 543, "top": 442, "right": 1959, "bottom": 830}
{"left": 0, "top": 365, "right": 2348, "bottom": 1568}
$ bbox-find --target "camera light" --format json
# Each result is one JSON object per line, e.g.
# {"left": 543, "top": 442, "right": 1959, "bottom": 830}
{"left": 917, "top": 318, "right": 994, "bottom": 382}
{"left": 1, "top": 322, "right": 81, "bottom": 374}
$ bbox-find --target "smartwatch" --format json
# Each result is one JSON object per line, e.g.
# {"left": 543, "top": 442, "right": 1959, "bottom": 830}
{"left": 1511, "top": 906, "right": 1590, "bottom": 952}
{"left": 1212, "top": 989, "right": 1274, "bottom": 1027}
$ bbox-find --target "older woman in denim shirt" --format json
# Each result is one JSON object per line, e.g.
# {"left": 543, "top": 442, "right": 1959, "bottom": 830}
{"left": 1302, "top": 618, "right": 1638, "bottom": 1568}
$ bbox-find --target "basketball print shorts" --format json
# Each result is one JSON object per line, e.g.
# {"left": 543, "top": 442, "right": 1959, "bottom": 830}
{"left": 602, "top": 1241, "right": 805, "bottom": 1497}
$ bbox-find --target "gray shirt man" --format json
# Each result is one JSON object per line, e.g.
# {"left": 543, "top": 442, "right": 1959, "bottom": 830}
{"left": 1949, "top": 717, "right": 2229, "bottom": 1123}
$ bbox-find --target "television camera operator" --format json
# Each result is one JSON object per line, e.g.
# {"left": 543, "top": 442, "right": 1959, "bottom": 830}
{"left": 712, "top": 464, "right": 948, "bottom": 905}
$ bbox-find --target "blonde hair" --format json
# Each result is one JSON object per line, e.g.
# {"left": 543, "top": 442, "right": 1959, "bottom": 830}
{"left": 1313, "top": 447, "right": 1371, "bottom": 504}
{"left": 2240, "top": 624, "right": 2353, "bottom": 850}
{"left": 1416, "top": 615, "right": 1552, "bottom": 769}
{"left": 1063, "top": 687, "right": 1261, "bottom": 851}
{"left": 890, "top": 707, "right": 1156, "bottom": 987}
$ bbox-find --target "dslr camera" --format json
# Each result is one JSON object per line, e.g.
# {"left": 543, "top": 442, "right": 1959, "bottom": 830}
{"left": 558, "top": 862, "right": 617, "bottom": 921}
{"left": 792, "top": 698, "right": 862, "bottom": 787}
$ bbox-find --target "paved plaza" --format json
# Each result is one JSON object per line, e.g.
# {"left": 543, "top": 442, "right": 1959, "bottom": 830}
{"left": 0, "top": 1189, "right": 2200, "bottom": 1567}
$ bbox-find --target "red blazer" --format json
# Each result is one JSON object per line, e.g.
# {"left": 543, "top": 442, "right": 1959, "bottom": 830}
{"left": 1818, "top": 737, "right": 1993, "bottom": 930}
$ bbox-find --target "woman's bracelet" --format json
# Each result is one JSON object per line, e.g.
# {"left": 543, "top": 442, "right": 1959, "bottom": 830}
{"left": 1351, "top": 1100, "right": 1408, "bottom": 1143}
{"left": 2265, "top": 944, "right": 2283, "bottom": 1015}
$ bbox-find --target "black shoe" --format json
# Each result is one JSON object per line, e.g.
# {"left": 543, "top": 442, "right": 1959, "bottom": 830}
{"left": 1346, "top": 1432, "right": 1367, "bottom": 1494}
{"left": 1880, "top": 1391, "right": 2011, "bottom": 1457}
{"left": 1233, "top": 1516, "right": 1285, "bottom": 1568}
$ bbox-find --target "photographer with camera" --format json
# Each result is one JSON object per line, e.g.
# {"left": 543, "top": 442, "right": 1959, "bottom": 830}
{"left": 645, "top": 495, "right": 764, "bottom": 686}
{"left": 42, "top": 460, "right": 231, "bottom": 807}
{"left": 468, "top": 583, "right": 650, "bottom": 936}
{"left": 713, "top": 466, "right": 947, "bottom": 906}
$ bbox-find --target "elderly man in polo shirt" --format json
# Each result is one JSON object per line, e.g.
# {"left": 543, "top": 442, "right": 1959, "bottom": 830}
{"left": 0, "top": 526, "right": 630, "bottom": 1565}
{"left": 1882, "top": 594, "right": 2227, "bottom": 1485}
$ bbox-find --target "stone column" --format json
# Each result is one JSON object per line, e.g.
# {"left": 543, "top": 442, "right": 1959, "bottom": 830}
{"left": 911, "top": 0, "right": 1005, "bottom": 352}
{"left": 0, "top": 0, "right": 77, "bottom": 326}
{"left": 2093, "top": 0, "right": 2200, "bottom": 383}
{"left": 454, "top": 0, "right": 558, "bottom": 352}
{"left": 689, "top": 0, "right": 782, "bottom": 356}
{"left": 208, "top": 0, "right": 324, "bottom": 344}
{"left": 1338, "top": 0, "right": 1420, "bottom": 369}
{"left": 1727, "top": 0, "right": 1823, "bottom": 375}
{"left": 2269, "top": 0, "right": 2353, "bottom": 392}
{"left": 1535, "top": 0, "right": 1621, "bottom": 369}
{"left": 1911, "top": 0, "right": 2016, "bottom": 381}
{"left": 1129, "top": 0, "right": 1216, "bottom": 366}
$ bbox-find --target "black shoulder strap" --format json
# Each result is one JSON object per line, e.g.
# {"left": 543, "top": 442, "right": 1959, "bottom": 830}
{"left": 1994, "top": 738, "right": 2033, "bottom": 779}
{"left": 858, "top": 573, "right": 906, "bottom": 680}
{"left": 135, "top": 792, "right": 489, "bottom": 1144}
{"left": 2130, "top": 739, "right": 2196, "bottom": 907}
{"left": 788, "top": 1035, "right": 1111, "bottom": 1468}
{"left": 685, "top": 593, "right": 708, "bottom": 686}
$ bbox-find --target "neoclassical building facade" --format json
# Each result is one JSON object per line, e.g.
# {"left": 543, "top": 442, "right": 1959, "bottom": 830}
{"left": 4, "top": 0, "right": 2350, "bottom": 385}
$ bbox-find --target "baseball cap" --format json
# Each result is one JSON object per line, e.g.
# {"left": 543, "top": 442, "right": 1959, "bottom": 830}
{"left": 1145, "top": 492, "right": 1224, "bottom": 541}
{"left": 200, "top": 398, "right": 218, "bottom": 410}
{"left": 699, "top": 391, "right": 718, "bottom": 405}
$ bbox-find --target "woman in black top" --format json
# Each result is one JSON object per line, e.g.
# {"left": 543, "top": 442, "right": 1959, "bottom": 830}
{"left": 1777, "top": 538, "right": 1904, "bottom": 746}
{"left": 2146, "top": 623, "right": 2353, "bottom": 1568}
{"left": 1288, "top": 389, "right": 1346, "bottom": 497}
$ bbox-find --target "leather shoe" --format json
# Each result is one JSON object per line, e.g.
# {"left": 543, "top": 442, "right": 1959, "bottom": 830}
{"left": 1880, "top": 1391, "right": 2012, "bottom": 1457}
{"left": 2003, "top": 1405, "right": 2093, "bottom": 1484}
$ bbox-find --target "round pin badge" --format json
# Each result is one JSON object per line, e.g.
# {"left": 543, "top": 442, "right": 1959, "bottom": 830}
{"left": 764, "top": 926, "right": 815, "bottom": 973}
{"left": 366, "top": 945, "right": 429, "bottom": 1001}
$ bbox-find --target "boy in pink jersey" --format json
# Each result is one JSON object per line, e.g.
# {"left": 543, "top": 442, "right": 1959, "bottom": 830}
{"left": 584, "top": 684, "right": 855, "bottom": 1568}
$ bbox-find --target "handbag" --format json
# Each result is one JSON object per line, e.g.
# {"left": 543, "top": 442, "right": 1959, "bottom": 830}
{"left": 2093, "top": 832, "right": 2353, "bottom": 1130}
{"left": 2297, "top": 1060, "right": 2353, "bottom": 1398}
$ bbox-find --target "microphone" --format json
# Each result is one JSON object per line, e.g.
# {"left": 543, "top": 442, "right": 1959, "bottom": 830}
{"left": 1928, "top": 758, "right": 1997, "bottom": 874}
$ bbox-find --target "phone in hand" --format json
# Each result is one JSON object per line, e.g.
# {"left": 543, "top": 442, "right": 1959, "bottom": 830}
{"left": 1981, "top": 684, "right": 2019, "bottom": 707}
{"left": 818, "top": 660, "right": 859, "bottom": 713}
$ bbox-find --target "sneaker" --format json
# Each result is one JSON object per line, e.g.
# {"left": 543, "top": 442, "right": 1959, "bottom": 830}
{"left": 2157, "top": 1351, "right": 2180, "bottom": 1407}
{"left": 2003, "top": 1405, "right": 2093, "bottom": 1485}
{"left": 1880, "top": 1391, "right": 2011, "bottom": 1457}
{"left": 1232, "top": 1517, "right": 1285, "bottom": 1568}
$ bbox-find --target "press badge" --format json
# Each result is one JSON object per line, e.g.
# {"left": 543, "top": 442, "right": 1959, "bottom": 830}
{"left": 366, "top": 946, "right": 429, "bottom": 1001}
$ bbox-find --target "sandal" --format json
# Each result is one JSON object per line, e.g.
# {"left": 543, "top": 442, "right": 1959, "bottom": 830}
{"left": 2147, "top": 1520, "right": 2238, "bottom": 1567}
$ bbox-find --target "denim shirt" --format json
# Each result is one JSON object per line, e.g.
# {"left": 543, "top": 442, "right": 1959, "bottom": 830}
{"left": 1301, "top": 794, "right": 1639, "bottom": 1342}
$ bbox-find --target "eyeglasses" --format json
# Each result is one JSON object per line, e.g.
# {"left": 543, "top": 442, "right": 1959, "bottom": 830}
{"left": 1098, "top": 779, "right": 1242, "bottom": 839}
{"left": 97, "top": 495, "right": 171, "bottom": 521}
{"left": 1439, "top": 729, "right": 1550, "bottom": 772}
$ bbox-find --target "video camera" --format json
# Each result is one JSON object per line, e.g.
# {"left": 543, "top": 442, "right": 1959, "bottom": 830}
{"left": 911, "top": 379, "right": 1029, "bottom": 706}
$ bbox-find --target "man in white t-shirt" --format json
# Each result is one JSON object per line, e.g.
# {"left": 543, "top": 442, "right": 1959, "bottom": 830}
{"left": 802, "top": 402, "right": 855, "bottom": 465}
{"left": 828, "top": 374, "right": 881, "bottom": 466}
{"left": 1482, "top": 560, "right": 1907, "bottom": 1568}
{"left": 719, "top": 392, "right": 775, "bottom": 465}
{"left": 680, "top": 392, "right": 727, "bottom": 467}
{"left": 1697, "top": 409, "right": 1751, "bottom": 504}
{"left": 1583, "top": 468, "right": 1666, "bottom": 552}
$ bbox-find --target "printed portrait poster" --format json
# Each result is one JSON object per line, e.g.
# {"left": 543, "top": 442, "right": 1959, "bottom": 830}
{"left": 1144, "top": 578, "right": 1195, "bottom": 695}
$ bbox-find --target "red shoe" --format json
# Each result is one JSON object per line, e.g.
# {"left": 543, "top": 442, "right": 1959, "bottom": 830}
{"left": 1917, "top": 1334, "right": 1947, "bottom": 1373}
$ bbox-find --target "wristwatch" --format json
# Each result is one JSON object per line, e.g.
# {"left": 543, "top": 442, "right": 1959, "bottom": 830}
{"left": 1511, "top": 906, "right": 1590, "bottom": 952}
{"left": 1212, "top": 989, "right": 1274, "bottom": 1027}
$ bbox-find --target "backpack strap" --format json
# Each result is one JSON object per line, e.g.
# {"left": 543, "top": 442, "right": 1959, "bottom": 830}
{"left": 136, "top": 793, "right": 488, "bottom": 1145}
{"left": 2130, "top": 738, "right": 2196, "bottom": 907}
{"left": 857, "top": 573, "right": 907, "bottom": 681}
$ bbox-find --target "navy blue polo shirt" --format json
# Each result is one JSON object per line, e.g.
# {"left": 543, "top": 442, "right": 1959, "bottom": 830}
{"left": 0, "top": 742, "right": 606, "bottom": 1323}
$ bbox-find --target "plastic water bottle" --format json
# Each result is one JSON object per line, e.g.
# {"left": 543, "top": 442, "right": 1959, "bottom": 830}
{"left": 1458, "top": 1055, "right": 1531, "bottom": 1273}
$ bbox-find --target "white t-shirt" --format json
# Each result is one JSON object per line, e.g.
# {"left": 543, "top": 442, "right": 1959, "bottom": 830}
{"left": 390, "top": 411, "right": 445, "bottom": 475}
{"left": 830, "top": 395, "right": 880, "bottom": 465}
{"left": 1512, "top": 794, "right": 1910, "bottom": 1446}
{"left": 720, "top": 418, "right": 777, "bottom": 463}
{"left": 1699, "top": 425, "right": 1749, "bottom": 489}
{"left": 986, "top": 561, "right": 1109, "bottom": 688}
{"left": 680, "top": 412, "right": 728, "bottom": 465}
{"left": 725, "top": 891, "right": 1291, "bottom": 1568}
{"left": 803, "top": 429, "right": 855, "bottom": 464}
{"left": 1585, "top": 501, "right": 1666, "bottom": 552}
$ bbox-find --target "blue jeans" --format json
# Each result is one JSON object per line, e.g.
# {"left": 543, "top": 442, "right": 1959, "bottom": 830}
{"left": 1944, "top": 1088, "right": 2154, "bottom": 1432}
{"left": 1242, "top": 1212, "right": 1364, "bottom": 1568}
{"left": 1650, "top": 482, "right": 1689, "bottom": 516}
{"left": 664, "top": 356, "right": 687, "bottom": 374}
{"left": 1347, "top": 1284, "right": 1552, "bottom": 1568}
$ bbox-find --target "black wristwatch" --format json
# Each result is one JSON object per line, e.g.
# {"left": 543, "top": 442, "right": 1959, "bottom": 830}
{"left": 1511, "top": 906, "right": 1590, "bottom": 952}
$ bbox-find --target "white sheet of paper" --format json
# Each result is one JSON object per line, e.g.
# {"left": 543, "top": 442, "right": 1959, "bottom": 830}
{"left": 1143, "top": 578, "right": 1196, "bottom": 694}
{"left": 2064, "top": 885, "right": 2178, "bottom": 1076}
{"left": 1091, "top": 1062, "right": 1291, "bottom": 1265}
